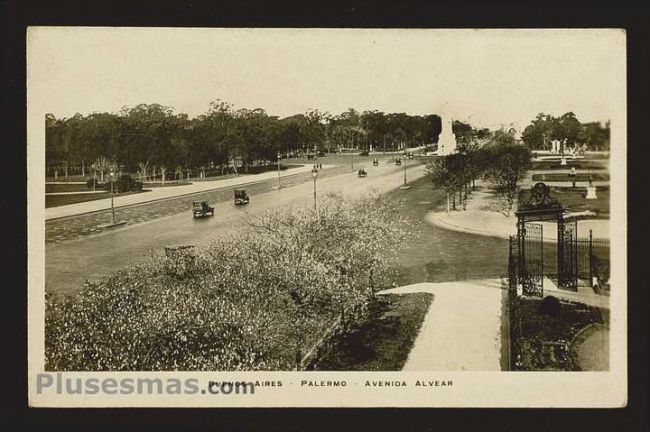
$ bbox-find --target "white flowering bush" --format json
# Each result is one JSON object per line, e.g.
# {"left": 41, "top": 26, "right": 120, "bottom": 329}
{"left": 46, "top": 193, "right": 409, "bottom": 371}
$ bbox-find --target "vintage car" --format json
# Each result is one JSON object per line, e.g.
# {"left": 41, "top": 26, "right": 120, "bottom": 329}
{"left": 234, "top": 189, "right": 250, "bottom": 205}
{"left": 192, "top": 201, "right": 214, "bottom": 218}
{"left": 395, "top": 158, "right": 402, "bottom": 166}
{"left": 372, "top": 158, "right": 379, "bottom": 166}
{"left": 357, "top": 169, "right": 368, "bottom": 178}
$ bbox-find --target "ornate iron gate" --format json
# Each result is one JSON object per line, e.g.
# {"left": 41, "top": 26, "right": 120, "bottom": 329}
{"left": 521, "top": 222, "right": 544, "bottom": 297}
{"left": 558, "top": 219, "right": 578, "bottom": 291}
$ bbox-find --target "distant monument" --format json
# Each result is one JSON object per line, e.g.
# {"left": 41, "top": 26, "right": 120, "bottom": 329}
{"left": 551, "top": 139, "right": 561, "bottom": 154}
{"left": 585, "top": 175, "right": 598, "bottom": 200}
{"left": 438, "top": 116, "right": 457, "bottom": 156}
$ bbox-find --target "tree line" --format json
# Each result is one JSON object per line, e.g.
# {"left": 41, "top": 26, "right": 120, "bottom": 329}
{"left": 428, "top": 135, "right": 532, "bottom": 215}
{"left": 521, "top": 112, "right": 610, "bottom": 151}
{"left": 45, "top": 102, "right": 443, "bottom": 180}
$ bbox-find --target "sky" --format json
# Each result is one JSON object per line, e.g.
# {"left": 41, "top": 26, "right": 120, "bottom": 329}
{"left": 27, "top": 28, "right": 625, "bottom": 130}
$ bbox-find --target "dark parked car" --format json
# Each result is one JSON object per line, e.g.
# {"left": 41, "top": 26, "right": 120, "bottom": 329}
{"left": 358, "top": 169, "right": 367, "bottom": 178}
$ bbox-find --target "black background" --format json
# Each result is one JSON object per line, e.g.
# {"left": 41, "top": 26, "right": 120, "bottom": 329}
{"left": 1, "top": 0, "right": 648, "bottom": 430}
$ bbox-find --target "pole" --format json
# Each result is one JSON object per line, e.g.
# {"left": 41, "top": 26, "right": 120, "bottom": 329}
{"left": 110, "top": 177, "right": 116, "bottom": 224}
{"left": 277, "top": 154, "right": 281, "bottom": 189}
{"left": 403, "top": 156, "right": 407, "bottom": 185}
{"left": 313, "top": 176, "right": 317, "bottom": 211}
{"left": 588, "top": 229, "right": 593, "bottom": 287}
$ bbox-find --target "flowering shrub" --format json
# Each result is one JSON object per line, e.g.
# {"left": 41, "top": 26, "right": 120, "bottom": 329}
{"left": 45, "top": 193, "right": 409, "bottom": 371}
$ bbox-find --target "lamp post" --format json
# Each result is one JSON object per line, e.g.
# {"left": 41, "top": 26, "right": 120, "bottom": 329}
{"left": 311, "top": 167, "right": 318, "bottom": 211}
{"left": 109, "top": 171, "right": 116, "bottom": 225}
{"left": 350, "top": 133, "right": 355, "bottom": 170}
{"left": 403, "top": 152, "right": 407, "bottom": 185}
{"left": 277, "top": 152, "right": 281, "bottom": 189}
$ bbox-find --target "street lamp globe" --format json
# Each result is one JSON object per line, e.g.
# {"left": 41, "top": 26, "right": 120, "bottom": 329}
{"left": 311, "top": 167, "right": 318, "bottom": 211}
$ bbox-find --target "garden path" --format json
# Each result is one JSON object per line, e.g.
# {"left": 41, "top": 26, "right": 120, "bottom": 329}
{"left": 376, "top": 279, "right": 503, "bottom": 371}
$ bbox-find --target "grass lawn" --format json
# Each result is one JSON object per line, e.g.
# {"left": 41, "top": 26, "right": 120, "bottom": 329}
{"left": 46, "top": 183, "right": 93, "bottom": 193}
{"left": 531, "top": 172, "right": 609, "bottom": 182}
{"left": 46, "top": 190, "right": 148, "bottom": 208}
{"left": 514, "top": 297, "right": 608, "bottom": 371}
{"left": 45, "top": 174, "right": 90, "bottom": 183}
{"left": 385, "top": 176, "right": 510, "bottom": 284}
{"left": 310, "top": 293, "right": 433, "bottom": 370}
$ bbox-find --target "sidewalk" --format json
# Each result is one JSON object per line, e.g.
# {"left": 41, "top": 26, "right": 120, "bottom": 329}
{"left": 542, "top": 277, "right": 610, "bottom": 309}
{"left": 426, "top": 183, "right": 610, "bottom": 241}
{"left": 377, "top": 280, "right": 503, "bottom": 371}
{"left": 46, "top": 165, "right": 331, "bottom": 220}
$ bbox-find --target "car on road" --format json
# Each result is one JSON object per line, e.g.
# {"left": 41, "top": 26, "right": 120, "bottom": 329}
{"left": 372, "top": 158, "right": 379, "bottom": 166}
{"left": 357, "top": 169, "right": 367, "bottom": 178}
{"left": 395, "top": 158, "right": 402, "bottom": 166}
{"left": 234, "top": 189, "right": 250, "bottom": 205}
{"left": 192, "top": 201, "right": 214, "bottom": 218}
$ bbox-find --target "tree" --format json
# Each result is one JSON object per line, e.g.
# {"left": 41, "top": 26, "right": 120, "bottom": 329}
{"left": 557, "top": 112, "right": 581, "bottom": 147}
{"left": 579, "top": 121, "right": 610, "bottom": 150}
{"left": 90, "top": 156, "right": 115, "bottom": 182}
{"left": 490, "top": 129, "right": 516, "bottom": 147}
{"left": 452, "top": 120, "right": 474, "bottom": 146}
{"left": 303, "top": 108, "right": 329, "bottom": 152}
{"left": 360, "top": 110, "right": 388, "bottom": 151}
{"left": 427, "top": 154, "right": 469, "bottom": 213}
{"left": 484, "top": 144, "right": 532, "bottom": 214}
{"left": 522, "top": 113, "right": 554, "bottom": 150}
{"left": 328, "top": 108, "right": 363, "bottom": 152}
{"left": 137, "top": 161, "right": 150, "bottom": 182}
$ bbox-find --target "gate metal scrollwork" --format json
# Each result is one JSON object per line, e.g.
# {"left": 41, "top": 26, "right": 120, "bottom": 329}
{"left": 510, "top": 182, "right": 583, "bottom": 297}
{"left": 521, "top": 222, "right": 544, "bottom": 297}
{"left": 558, "top": 219, "right": 578, "bottom": 291}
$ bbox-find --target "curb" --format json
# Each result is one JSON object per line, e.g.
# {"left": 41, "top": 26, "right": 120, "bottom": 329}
{"left": 426, "top": 212, "right": 514, "bottom": 241}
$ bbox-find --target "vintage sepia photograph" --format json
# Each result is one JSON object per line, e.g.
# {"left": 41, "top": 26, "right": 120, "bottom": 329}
{"left": 27, "top": 27, "right": 627, "bottom": 407}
